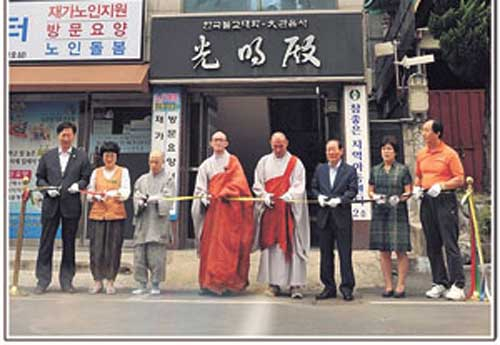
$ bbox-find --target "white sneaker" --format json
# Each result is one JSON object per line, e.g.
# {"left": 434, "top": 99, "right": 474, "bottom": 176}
{"left": 150, "top": 288, "right": 161, "bottom": 295}
{"left": 425, "top": 284, "right": 447, "bottom": 299}
{"left": 132, "top": 287, "right": 148, "bottom": 295}
{"left": 290, "top": 287, "right": 303, "bottom": 299}
{"left": 444, "top": 284, "right": 465, "bottom": 301}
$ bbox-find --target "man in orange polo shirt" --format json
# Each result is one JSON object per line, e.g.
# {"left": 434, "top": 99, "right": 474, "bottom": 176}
{"left": 415, "top": 119, "right": 465, "bottom": 301}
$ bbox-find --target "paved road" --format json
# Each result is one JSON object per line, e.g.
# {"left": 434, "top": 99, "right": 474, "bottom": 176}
{"left": 8, "top": 288, "right": 492, "bottom": 339}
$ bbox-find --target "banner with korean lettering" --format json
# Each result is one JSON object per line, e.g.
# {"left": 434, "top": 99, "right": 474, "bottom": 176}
{"left": 150, "top": 12, "right": 364, "bottom": 80}
{"left": 9, "top": 101, "right": 80, "bottom": 238}
{"left": 343, "top": 85, "right": 371, "bottom": 221}
{"left": 8, "top": 0, "right": 143, "bottom": 61}
{"left": 152, "top": 87, "right": 182, "bottom": 221}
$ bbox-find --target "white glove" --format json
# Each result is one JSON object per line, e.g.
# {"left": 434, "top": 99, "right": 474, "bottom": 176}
{"left": 47, "top": 189, "right": 60, "bottom": 198}
{"left": 412, "top": 186, "right": 424, "bottom": 199}
{"left": 317, "top": 194, "right": 328, "bottom": 207}
{"left": 427, "top": 183, "right": 442, "bottom": 198}
{"left": 105, "top": 190, "right": 119, "bottom": 198}
{"left": 388, "top": 195, "right": 400, "bottom": 207}
{"left": 93, "top": 194, "right": 104, "bottom": 202}
{"left": 327, "top": 197, "right": 341, "bottom": 208}
{"left": 147, "top": 194, "right": 161, "bottom": 203}
{"left": 280, "top": 192, "right": 293, "bottom": 203}
{"left": 68, "top": 183, "right": 79, "bottom": 194}
{"left": 264, "top": 193, "right": 274, "bottom": 208}
{"left": 200, "top": 193, "right": 211, "bottom": 207}
{"left": 372, "top": 193, "right": 386, "bottom": 205}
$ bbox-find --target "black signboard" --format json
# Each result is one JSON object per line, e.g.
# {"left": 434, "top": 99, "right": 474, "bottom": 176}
{"left": 150, "top": 12, "right": 364, "bottom": 81}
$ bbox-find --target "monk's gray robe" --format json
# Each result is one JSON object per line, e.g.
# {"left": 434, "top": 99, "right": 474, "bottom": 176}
{"left": 132, "top": 169, "right": 174, "bottom": 283}
{"left": 252, "top": 151, "right": 310, "bottom": 288}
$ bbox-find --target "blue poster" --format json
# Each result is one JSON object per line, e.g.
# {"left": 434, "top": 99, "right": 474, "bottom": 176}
{"left": 9, "top": 101, "right": 80, "bottom": 239}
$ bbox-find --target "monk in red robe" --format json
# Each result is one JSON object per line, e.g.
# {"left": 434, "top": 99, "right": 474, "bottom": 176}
{"left": 191, "top": 131, "right": 255, "bottom": 295}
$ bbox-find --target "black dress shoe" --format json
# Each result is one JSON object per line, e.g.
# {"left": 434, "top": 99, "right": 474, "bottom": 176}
{"left": 61, "top": 284, "right": 76, "bottom": 293}
{"left": 382, "top": 290, "right": 394, "bottom": 298}
{"left": 315, "top": 288, "right": 337, "bottom": 300}
{"left": 199, "top": 288, "right": 218, "bottom": 296}
{"left": 393, "top": 291, "right": 406, "bottom": 298}
{"left": 342, "top": 292, "right": 354, "bottom": 301}
{"left": 33, "top": 285, "right": 47, "bottom": 295}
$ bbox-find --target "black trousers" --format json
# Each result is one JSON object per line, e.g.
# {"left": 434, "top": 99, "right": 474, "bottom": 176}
{"left": 319, "top": 212, "right": 355, "bottom": 294}
{"left": 420, "top": 193, "right": 465, "bottom": 288}
{"left": 35, "top": 209, "right": 79, "bottom": 289}
{"left": 88, "top": 220, "right": 124, "bottom": 281}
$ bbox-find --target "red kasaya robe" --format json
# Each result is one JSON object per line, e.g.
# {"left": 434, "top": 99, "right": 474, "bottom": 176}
{"left": 259, "top": 155, "right": 298, "bottom": 261}
{"left": 199, "top": 155, "right": 255, "bottom": 294}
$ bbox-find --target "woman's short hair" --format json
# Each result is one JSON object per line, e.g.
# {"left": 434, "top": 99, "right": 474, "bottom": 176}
{"left": 99, "top": 141, "right": 120, "bottom": 158}
{"left": 379, "top": 135, "right": 398, "bottom": 153}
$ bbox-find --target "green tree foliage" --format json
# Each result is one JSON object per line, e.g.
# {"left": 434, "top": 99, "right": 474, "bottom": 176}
{"left": 428, "top": 0, "right": 490, "bottom": 85}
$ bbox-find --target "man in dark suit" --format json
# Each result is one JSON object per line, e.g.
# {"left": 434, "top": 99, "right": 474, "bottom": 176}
{"left": 311, "top": 139, "right": 358, "bottom": 301}
{"left": 34, "top": 122, "right": 91, "bottom": 294}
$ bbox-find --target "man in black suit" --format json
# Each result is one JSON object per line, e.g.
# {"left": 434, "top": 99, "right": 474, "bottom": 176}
{"left": 311, "top": 139, "right": 358, "bottom": 301}
{"left": 34, "top": 122, "right": 91, "bottom": 294}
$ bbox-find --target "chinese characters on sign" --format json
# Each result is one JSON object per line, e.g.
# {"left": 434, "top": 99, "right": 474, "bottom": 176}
{"left": 152, "top": 89, "right": 182, "bottom": 220}
{"left": 237, "top": 36, "right": 266, "bottom": 67}
{"left": 8, "top": 0, "right": 142, "bottom": 61}
{"left": 344, "top": 86, "right": 371, "bottom": 221}
{"left": 151, "top": 13, "right": 364, "bottom": 80}
{"left": 281, "top": 35, "right": 320, "bottom": 68}
{"left": 192, "top": 33, "right": 321, "bottom": 70}
{"left": 192, "top": 35, "right": 220, "bottom": 70}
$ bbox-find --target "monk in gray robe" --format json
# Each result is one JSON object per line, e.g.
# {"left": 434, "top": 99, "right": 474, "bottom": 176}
{"left": 132, "top": 150, "right": 175, "bottom": 295}
{"left": 191, "top": 131, "right": 254, "bottom": 295}
{"left": 253, "top": 132, "right": 310, "bottom": 299}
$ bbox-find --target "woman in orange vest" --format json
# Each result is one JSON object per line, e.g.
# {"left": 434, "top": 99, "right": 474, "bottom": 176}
{"left": 87, "top": 141, "right": 130, "bottom": 295}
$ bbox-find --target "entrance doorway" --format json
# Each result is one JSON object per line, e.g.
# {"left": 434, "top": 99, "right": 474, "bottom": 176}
{"left": 185, "top": 91, "right": 341, "bottom": 247}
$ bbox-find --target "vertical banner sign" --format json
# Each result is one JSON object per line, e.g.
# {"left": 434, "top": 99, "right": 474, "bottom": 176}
{"left": 152, "top": 87, "right": 182, "bottom": 220}
{"left": 9, "top": 101, "right": 80, "bottom": 238}
{"left": 344, "top": 85, "right": 371, "bottom": 221}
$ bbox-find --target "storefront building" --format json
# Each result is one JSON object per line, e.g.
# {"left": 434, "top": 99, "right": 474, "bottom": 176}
{"left": 9, "top": 0, "right": 373, "bottom": 249}
{"left": 148, "top": 5, "right": 373, "bottom": 248}
{"left": 8, "top": 0, "right": 150, "bottom": 243}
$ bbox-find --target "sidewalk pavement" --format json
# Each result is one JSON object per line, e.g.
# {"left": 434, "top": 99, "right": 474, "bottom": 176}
{"left": 9, "top": 245, "right": 440, "bottom": 295}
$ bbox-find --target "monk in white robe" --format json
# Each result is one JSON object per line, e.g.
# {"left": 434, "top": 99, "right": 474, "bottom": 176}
{"left": 253, "top": 132, "right": 310, "bottom": 299}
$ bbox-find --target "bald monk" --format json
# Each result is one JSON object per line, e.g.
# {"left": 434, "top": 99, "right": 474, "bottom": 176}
{"left": 191, "top": 131, "right": 255, "bottom": 295}
{"left": 252, "top": 132, "right": 310, "bottom": 299}
{"left": 132, "top": 150, "right": 175, "bottom": 295}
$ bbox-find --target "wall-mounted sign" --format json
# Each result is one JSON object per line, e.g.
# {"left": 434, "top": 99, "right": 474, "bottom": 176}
{"left": 151, "top": 87, "right": 182, "bottom": 220}
{"left": 8, "top": 0, "right": 143, "bottom": 61}
{"left": 344, "top": 85, "right": 371, "bottom": 221}
{"left": 150, "top": 12, "right": 364, "bottom": 81}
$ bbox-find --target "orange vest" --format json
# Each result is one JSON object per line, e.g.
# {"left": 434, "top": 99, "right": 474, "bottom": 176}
{"left": 89, "top": 166, "right": 127, "bottom": 221}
